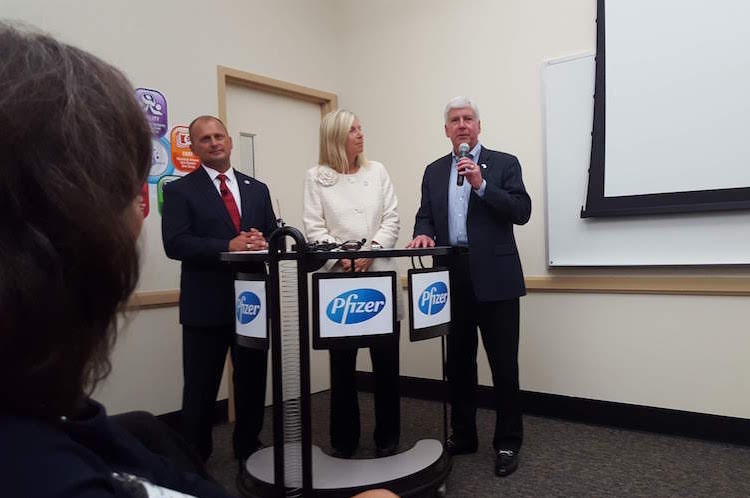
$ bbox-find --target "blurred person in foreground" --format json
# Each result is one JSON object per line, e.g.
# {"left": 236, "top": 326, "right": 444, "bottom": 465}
{"left": 0, "top": 23, "right": 233, "bottom": 497}
{"left": 303, "top": 109, "right": 401, "bottom": 458}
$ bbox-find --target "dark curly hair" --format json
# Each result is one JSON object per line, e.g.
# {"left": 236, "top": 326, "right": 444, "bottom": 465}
{"left": 0, "top": 23, "right": 151, "bottom": 419}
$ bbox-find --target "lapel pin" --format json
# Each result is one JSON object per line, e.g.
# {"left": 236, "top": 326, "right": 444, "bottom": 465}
{"left": 481, "top": 163, "right": 487, "bottom": 169}
{"left": 244, "top": 179, "right": 250, "bottom": 184}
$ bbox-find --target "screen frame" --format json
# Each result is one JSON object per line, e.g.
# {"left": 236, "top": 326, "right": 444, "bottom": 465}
{"left": 582, "top": 0, "right": 750, "bottom": 218}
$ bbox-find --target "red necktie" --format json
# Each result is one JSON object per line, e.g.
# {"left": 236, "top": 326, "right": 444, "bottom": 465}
{"left": 217, "top": 174, "right": 241, "bottom": 232}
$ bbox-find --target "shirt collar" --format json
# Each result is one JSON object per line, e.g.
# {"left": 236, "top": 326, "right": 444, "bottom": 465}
{"left": 202, "top": 164, "right": 237, "bottom": 183}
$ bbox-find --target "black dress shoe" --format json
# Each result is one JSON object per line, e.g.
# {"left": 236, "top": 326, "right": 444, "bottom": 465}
{"left": 495, "top": 449, "right": 519, "bottom": 477}
{"left": 375, "top": 442, "right": 399, "bottom": 458}
{"left": 444, "top": 434, "right": 478, "bottom": 456}
{"left": 330, "top": 447, "right": 356, "bottom": 459}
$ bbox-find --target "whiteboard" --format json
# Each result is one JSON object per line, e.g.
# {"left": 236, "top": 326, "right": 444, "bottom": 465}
{"left": 542, "top": 53, "right": 750, "bottom": 266}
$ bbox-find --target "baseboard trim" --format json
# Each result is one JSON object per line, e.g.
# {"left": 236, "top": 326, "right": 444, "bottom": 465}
{"left": 354, "top": 371, "right": 750, "bottom": 447}
{"left": 155, "top": 377, "right": 750, "bottom": 448}
{"left": 157, "top": 399, "right": 229, "bottom": 432}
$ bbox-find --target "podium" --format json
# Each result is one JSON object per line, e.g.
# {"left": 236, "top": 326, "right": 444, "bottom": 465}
{"left": 221, "top": 226, "right": 455, "bottom": 497}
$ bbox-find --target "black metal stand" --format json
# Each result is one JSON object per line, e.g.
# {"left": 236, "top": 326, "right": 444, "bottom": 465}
{"left": 222, "top": 230, "right": 454, "bottom": 497}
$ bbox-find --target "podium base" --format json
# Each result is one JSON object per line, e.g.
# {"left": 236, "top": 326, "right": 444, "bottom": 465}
{"left": 238, "top": 439, "right": 451, "bottom": 497}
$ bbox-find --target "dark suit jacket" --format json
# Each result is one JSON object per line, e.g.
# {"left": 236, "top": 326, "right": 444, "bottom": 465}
{"left": 413, "top": 147, "right": 531, "bottom": 301}
{"left": 162, "top": 167, "right": 276, "bottom": 327}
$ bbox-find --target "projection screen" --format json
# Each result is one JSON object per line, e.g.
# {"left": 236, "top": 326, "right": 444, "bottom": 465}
{"left": 582, "top": 0, "right": 750, "bottom": 217}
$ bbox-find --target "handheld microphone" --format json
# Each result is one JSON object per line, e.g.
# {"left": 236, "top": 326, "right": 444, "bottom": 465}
{"left": 456, "top": 142, "right": 470, "bottom": 186}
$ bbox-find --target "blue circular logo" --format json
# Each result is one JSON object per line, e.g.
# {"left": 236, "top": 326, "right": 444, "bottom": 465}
{"left": 326, "top": 288, "right": 386, "bottom": 324}
{"left": 236, "top": 291, "right": 261, "bottom": 324}
{"left": 417, "top": 281, "right": 448, "bottom": 315}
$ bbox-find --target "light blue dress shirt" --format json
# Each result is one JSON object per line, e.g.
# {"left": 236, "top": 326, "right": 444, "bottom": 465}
{"left": 448, "top": 142, "right": 486, "bottom": 246}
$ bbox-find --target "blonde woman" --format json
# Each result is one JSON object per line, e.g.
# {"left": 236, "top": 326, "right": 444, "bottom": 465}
{"left": 303, "top": 109, "right": 400, "bottom": 458}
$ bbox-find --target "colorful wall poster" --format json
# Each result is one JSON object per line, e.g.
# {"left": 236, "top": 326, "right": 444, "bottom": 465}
{"left": 157, "top": 175, "right": 181, "bottom": 215}
{"left": 139, "top": 183, "right": 149, "bottom": 219}
{"left": 148, "top": 136, "right": 174, "bottom": 184}
{"left": 136, "top": 88, "right": 168, "bottom": 137}
{"left": 170, "top": 126, "right": 200, "bottom": 174}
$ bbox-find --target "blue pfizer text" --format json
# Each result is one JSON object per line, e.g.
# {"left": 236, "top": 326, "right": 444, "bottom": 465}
{"left": 417, "top": 281, "right": 448, "bottom": 316}
{"left": 326, "top": 288, "right": 386, "bottom": 324}
{"left": 236, "top": 291, "right": 262, "bottom": 324}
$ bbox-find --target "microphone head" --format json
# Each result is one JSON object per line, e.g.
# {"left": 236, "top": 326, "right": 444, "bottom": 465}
{"left": 458, "top": 142, "right": 470, "bottom": 157}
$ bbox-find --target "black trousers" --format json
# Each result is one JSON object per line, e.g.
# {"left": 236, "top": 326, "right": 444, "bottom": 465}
{"left": 181, "top": 324, "right": 268, "bottom": 461}
{"left": 329, "top": 333, "right": 400, "bottom": 452}
{"left": 447, "top": 255, "right": 523, "bottom": 452}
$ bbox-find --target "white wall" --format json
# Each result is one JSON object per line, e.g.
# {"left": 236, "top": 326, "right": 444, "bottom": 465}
{"left": 7, "top": 0, "right": 750, "bottom": 419}
{"left": 332, "top": 0, "right": 750, "bottom": 420}
{"left": 97, "top": 308, "right": 183, "bottom": 415}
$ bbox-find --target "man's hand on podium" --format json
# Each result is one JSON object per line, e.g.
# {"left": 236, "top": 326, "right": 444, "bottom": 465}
{"left": 406, "top": 235, "right": 435, "bottom": 248}
{"left": 229, "top": 228, "right": 268, "bottom": 251}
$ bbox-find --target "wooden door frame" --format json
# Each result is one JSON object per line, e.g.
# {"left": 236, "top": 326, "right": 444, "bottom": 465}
{"left": 218, "top": 65, "right": 337, "bottom": 124}
{"left": 217, "top": 66, "right": 337, "bottom": 422}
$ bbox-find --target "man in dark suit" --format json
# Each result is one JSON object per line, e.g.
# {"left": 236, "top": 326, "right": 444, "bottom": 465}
{"left": 162, "top": 115, "right": 276, "bottom": 466}
{"left": 407, "top": 97, "right": 531, "bottom": 477}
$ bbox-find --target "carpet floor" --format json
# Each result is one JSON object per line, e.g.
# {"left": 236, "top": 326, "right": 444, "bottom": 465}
{"left": 206, "top": 391, "right": 750, "bottom": 497}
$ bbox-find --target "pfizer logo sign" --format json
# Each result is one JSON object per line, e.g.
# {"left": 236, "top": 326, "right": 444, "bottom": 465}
{"left": 326, "top": 289, "right": 386, "bottom": 324}
{"left": 417, "top": 281, "right": 449, "bottom": 316}
{"left": 236, "top": 291, "right": 261, "bottom": 324}
{"left": 409, "top": 270, "right": 451, "bottom": 333}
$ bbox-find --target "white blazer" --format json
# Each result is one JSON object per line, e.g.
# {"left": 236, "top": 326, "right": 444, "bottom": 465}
{"left": 303, "top": 161, "right": 403, "bottom": 318}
